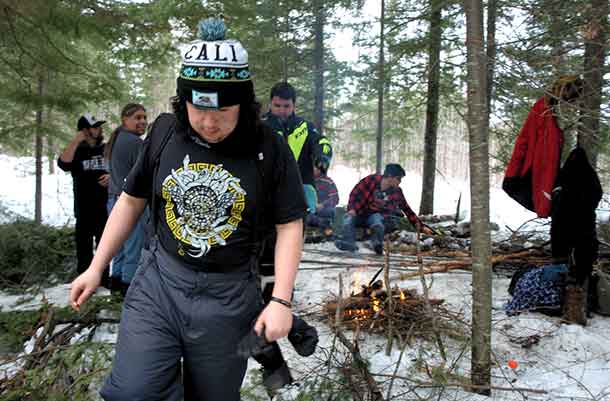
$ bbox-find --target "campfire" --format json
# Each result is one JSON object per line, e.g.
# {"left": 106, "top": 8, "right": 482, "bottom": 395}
{"left": 325, "top": 272, "right": 463, "bottom": 340}
{"left": 327, "top": 280, "right": 443, "bottom": 321}
{"left": 332, "top": 280, "right": 416, "bottom": 320}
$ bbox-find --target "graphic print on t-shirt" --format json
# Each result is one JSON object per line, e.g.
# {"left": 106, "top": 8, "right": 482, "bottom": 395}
{"left": 161, "top": 155, "right": 246, "bottom": 257}
{"left": 81, "top": 155, "right": 107, "bottom": 171}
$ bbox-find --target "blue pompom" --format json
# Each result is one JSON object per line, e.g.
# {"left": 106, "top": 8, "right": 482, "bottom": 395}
{"left": 198, "top": 18, "right": 227, "bottom": 41}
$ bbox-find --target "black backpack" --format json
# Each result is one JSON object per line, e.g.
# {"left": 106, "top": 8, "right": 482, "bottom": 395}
{"left": 146, "top": 113, "right": 274, "bottom": 245}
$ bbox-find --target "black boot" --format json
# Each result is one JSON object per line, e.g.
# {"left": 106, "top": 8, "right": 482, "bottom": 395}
{"left": 370, "top": 224, "right": 385, "bottom": 255}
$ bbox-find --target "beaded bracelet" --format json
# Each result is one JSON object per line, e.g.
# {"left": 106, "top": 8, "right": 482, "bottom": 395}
{"left": 270, "top": 296, "right": 292, "bottom": 308}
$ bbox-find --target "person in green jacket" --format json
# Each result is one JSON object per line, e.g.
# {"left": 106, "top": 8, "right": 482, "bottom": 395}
{"left": 259, "top": 81, "right": 333, "bottom": 282}
{"left": 263, "top": 81, "right": 332, "bottom": 210}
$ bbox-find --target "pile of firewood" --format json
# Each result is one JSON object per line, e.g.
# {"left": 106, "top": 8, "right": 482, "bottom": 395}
{"left": 325, "top": 280, "right": 464, "bottom": 340}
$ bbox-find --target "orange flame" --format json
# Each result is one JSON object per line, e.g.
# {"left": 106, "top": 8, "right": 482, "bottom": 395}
{"left": 351, "top": 269, "right": 367, "bottom": 294}
{"left": 372, "top": 298, "right": 381, "bottom": 313}
{"left": 344, "top": 308, "right": 372, "bottom": 320}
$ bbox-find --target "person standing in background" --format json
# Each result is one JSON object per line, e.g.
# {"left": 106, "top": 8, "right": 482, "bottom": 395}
{"left": 105, "top": 103, "right": 148, "bottom": 295}
{"left": 259, "top": 81, "right": 333, "bottom": 295}
{"left": 58, "top": 113, "right": 110, "bottom": 288}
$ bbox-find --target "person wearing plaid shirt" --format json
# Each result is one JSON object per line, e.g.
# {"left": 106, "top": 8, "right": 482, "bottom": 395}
{"left": 335, "top": 163, "right": 430, "bottom": 255}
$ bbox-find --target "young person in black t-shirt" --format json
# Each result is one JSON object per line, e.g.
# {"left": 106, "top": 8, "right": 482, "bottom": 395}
{"left": 58, "top": 113, "right": 110, "bottom": 287}
{"left": 69, "top": 19, "right": 307, "bottom": 401}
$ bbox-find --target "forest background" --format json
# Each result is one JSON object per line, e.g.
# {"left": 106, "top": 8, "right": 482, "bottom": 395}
{"left": 1, "top": 0, "right": 607, "bottom": 223}
{"left": 0, "top": 0, "right": 608, "bottom": 396}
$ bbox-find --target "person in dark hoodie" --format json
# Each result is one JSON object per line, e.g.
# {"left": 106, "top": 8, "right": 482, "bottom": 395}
{"left": 105, "top": 103, "right": 149, "bottom": 294}
{"left": 69, "top": 19, "right": 309, "bottom": 401}
{"left": 58, "top": 113, "right": 110, "bottom": 287}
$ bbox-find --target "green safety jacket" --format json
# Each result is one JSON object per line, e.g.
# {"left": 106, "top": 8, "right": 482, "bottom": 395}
{"left": 262, "top": 112, "right": 332, "bottom": 186}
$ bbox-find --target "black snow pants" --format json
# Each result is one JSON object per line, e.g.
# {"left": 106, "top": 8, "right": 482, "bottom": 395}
{"left": 100, "top": 241, "right": 263, "bottom": 401}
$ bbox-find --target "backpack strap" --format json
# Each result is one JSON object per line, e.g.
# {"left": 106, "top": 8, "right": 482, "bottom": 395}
{"left": 253, "top": 127, "right": 275, "bottom": 251}
{"left": 148, "top": 113, "right": 176, "bottom": 236}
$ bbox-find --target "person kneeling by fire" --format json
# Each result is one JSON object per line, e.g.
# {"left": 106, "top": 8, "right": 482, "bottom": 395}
{"left": 335, "top": 163, "right": 432, "bottom": 255}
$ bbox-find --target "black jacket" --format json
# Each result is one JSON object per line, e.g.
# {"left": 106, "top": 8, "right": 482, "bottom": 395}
{"left": 551, "top": 147, "right": 602, "bottom": 284}
{"left": 262, "top": 112, "right": 332, "bottom": 186}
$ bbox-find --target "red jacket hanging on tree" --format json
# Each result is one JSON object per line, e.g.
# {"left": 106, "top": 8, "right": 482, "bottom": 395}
{"left": 502, "top": 97, "right": 563, "bottom": 218}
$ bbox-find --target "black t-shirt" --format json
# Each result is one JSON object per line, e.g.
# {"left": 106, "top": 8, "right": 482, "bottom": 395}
{"left": 124, "top": 118, "right": 307, "bottom": 271}
{"left": 57, "top": 141, "right": 108, "bottom": 221}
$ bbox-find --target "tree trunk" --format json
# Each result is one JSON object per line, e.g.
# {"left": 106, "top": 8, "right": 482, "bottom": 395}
{"left": 47, "top": 135, "right": 55, "bottom": 175}
{"left": 577, "top": 0, "right": 608, "bottom": 167}
{"left": 375, "top": 0, "right": 385, "bottom": 174}
{"left": 547, "top": 0, "right": 566, "bottom": 72}
{"left": 485, "top": 0, "right": 497, "bottom": 116}
{"left": 46, "top": 107, "right": 55, "bottom": 175}
{"left": 35, "top": 74, "right": 45, "bottom": 224}
{"left": 419, "top": 0, "right": 443, "bottom": 215}
{"left": 465, "top": 0, "right": 492, "bottom": 395}
{"left": 313, "top": 0, "right": 325, "bottom": 134}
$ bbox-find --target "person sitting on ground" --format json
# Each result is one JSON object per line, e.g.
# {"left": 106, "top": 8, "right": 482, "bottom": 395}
{"left": 306, "top": 155, "right": 338, "bottom": 238}
{"left": 335, "top": 163, "right": 431, "bottom": 255}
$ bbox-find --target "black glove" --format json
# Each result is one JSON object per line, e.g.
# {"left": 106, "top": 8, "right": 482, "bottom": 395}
{"left": 237, "top": 329, "right": 285, "bottom": 368}
{"left": 237, "top": 329, "right": 271, "bottom": 359}
{"left": 287, "top": 316, "right": 318, "bottom": 357}
{"left": 237, "top": 316, "right": 318, "bottom": 360}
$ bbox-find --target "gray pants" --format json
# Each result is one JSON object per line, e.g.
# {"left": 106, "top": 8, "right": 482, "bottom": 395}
{"left": 100, "top": 243, "right": 262, "bottom": 401}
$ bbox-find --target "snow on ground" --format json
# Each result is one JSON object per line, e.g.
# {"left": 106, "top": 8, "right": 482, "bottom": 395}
{"left": 2, "top": 243, "right": 609, "bottom": 400}
{"left": 1, "top": 155, "right": 610, "bottom": 400}
{"left": 0, "top": 155, "right": 74, "bottom": 226}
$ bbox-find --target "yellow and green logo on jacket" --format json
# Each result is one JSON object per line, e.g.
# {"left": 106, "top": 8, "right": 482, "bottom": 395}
{"left": 278, "top": 121, "right": 309, "bottom": 161}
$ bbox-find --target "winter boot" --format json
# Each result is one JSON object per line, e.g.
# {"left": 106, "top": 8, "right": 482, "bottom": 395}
{"left": 563, "top": 283, "right": 587, "bottom": 326}
{"left": 370, "top": 224, "right": 385, "bottom": 255}
{"left": 372, "top": 243, "right": 383, "bottom": 255}
{"left": 335, "top": 239, "right": 358, "bottom": 252}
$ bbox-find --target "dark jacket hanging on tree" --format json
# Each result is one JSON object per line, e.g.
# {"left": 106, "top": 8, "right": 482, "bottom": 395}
{"left": 551, "top": 147, "right": 602, "bottom": 284}
{"left": 502, "top": 97, "right": 564, "bottom": 217}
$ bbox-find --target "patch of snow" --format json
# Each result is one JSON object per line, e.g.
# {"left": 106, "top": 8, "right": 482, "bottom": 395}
{"left": 2, "top": 155, "right": 610, "bottom": 400}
